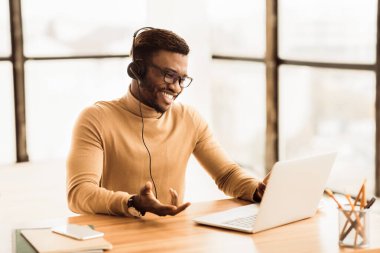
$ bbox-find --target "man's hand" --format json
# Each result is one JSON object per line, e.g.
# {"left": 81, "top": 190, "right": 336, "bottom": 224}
{"left": 253, "top": 182, "right": 266, "bottom": 202}
{"left": 133, "top": 181, "right": 191, "bottom": 216}
{"left": 253, "top": 171, "right": 271, "bottom": 202}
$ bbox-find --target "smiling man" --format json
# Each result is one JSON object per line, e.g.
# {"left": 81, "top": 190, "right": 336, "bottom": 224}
{"left": 66, "top": 27, "right": 267, "bottom": 218}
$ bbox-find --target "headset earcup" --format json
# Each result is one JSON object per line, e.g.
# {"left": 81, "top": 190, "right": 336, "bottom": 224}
{"left": 127, "top": 60, "right": 146, "bottom": 81}
{"left": 127, "top": 62, "right": 137, "bottom": 79}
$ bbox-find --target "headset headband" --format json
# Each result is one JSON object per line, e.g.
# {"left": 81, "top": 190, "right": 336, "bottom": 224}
{"left": 132, "top": 27, "right": 155, "bottom": 60}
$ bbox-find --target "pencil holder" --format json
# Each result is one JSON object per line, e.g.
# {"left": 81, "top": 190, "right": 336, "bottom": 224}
{"left": 338, "top": 205, "right": 370, "bottom": 248}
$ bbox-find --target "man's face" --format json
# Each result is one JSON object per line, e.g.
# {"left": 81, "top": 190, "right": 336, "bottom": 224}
{"left": 139, "top": 50, "right": 189, "bottom": 113}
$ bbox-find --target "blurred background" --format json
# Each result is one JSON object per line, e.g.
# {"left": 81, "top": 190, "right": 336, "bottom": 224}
{"left": 0, "top": 0, "right": 378, "bottom": 221}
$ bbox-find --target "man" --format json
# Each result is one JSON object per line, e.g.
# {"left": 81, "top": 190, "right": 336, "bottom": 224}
{"left": 67, "top": 27, "right": 267, "bottom": 218}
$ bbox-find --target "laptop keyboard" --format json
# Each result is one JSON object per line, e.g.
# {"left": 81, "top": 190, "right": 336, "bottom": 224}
{"left": 223, "top": 215, "right": 257, "bottom": 228}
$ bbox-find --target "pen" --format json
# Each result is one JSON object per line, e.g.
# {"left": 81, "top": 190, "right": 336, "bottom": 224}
{"left": 340, "top": 196, "right": 375, "bottom": 241}
{"left": 325, "top": 189, "right": 344, "bottom": 209}
{"left": 338, "top": 181, "right": 365, "bottom": 241}
{"left": 339, "top": 187, "right": 363, "bottom": 239}
{"left": 346, "top": 194, "right": 363, "bottom": 247}
{"left": 325, "top": 189, "right": 365, "bottom": 239}
{"left": 361, "top": 180, "right": 367, "bottom": 209}
{"left": 365, "top": 197, "right": 376, "bottom": 209}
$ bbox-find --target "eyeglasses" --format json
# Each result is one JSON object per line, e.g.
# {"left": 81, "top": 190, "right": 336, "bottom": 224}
{"left": 148, "top": 63, "right": 193, "bottom": 88}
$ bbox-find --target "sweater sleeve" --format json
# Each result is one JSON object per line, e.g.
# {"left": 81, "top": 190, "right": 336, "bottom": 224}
{"left": 66, "top": 105, "right": 131, "bottom": 216}
{"left": 191, "top": 108, "right": 260, "bottom": 201}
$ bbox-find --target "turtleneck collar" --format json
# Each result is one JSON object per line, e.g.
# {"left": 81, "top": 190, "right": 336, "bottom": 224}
{"left": 118, "top": 86, "right": 164, "bottom": 119}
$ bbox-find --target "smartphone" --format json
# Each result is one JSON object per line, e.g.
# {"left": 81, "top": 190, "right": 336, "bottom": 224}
{"left": 51, "top": 224, "right": 104, "bottom": 240}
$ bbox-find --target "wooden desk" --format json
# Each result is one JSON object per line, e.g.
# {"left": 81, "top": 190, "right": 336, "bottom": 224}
{"left": 65, "top": 198, "right": 380, "bottom": 253}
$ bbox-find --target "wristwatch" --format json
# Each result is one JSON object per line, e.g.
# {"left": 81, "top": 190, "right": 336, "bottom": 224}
{"left": 127, "top": 195, "right": 145, "bottom": 217}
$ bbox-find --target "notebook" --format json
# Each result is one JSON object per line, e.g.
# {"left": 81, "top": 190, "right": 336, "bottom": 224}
{"left": 193, "top": 152, "right": 337, "bottom": 233}
{"left": 20, "top": 228, "right": 112, "bottom": 253}
{"left": 15, "top": 225, "right": 101, "bottom": 253}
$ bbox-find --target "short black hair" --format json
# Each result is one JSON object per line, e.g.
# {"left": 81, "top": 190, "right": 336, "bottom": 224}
{"left": 131, "top": 28, "right": 190, "bottom": 62}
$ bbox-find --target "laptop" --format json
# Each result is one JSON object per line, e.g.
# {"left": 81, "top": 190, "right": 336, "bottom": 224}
{"left": 193, "top": 152, "right": 337, "bottom": 233}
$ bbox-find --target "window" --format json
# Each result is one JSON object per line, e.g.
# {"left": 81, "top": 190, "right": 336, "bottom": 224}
{"left": 280, "top": 66, "right": 375, "bottom": 194}
{"left": 278, "top": 0, "right": 378, "bottom": 196}
{"left": 207, "top": 0, "right": 266, "bottom": 176}
{"left": 16, "top": 0, "right": 147, "bottom": 161}
{"left": 207, "top": 0, "right": 266, "bottom": 58}
{"left": 21, "top": 0, "right": 146, "bottom": 56}
{"left": 4, "top": 0, "right": 380, "bottom": 196}
{"left": 0, "top": 62, "right": 16, "bottom": 164}
{"left": 0, "top": 0, "right": 11, "bottom": 56}
{"left": 24, "top": 58, "right": 130, "bottom": 160}
{"left": 279, "top": 0, "right": 377, "bottom": 63}
{"left": 211, "top": 60, "right": 266, "bottom": 174}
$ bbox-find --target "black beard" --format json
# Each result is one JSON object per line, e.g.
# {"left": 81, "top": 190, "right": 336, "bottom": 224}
{"left": 139, "top": 81, "right": 166, "bottom": 113}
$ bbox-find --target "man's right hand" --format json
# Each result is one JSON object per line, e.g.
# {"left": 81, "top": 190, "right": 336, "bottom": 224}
{"left": 132, "top": 181, "right": 191, "bottom": 216}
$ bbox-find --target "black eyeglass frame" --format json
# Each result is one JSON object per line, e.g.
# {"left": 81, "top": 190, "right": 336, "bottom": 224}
{"left": 148, "top": 63, "right": 193, "bottom": 88}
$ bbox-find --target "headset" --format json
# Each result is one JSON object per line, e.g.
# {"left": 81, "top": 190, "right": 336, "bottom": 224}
{"left": 128, "top": 27, "right": 158, "bottom": 199}
{"left": 127, "top": 27, "right": 155, "bottom": 84}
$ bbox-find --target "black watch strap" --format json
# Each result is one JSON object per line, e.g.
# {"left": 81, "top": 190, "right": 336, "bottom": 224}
{"left": 128, "top": 195, "right": 146, "bottom": 216}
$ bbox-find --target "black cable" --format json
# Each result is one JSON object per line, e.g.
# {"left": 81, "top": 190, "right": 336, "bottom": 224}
{"left": 137, "top": 87, "right": 158, "bottom": 199}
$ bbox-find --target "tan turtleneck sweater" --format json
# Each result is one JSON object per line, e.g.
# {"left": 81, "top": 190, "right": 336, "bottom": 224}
{"left": 67, "top": 88, "right": 259, "bottom": 216}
